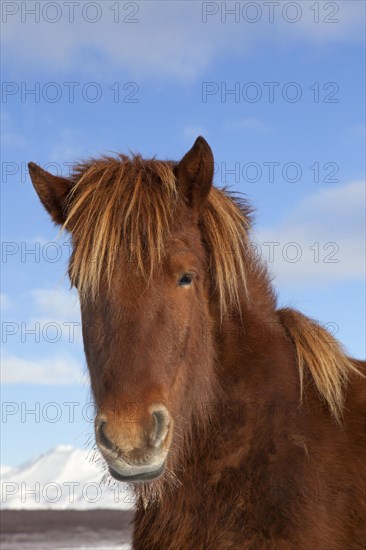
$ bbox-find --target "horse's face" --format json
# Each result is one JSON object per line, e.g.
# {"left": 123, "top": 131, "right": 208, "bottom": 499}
{"left": 29, "top": 137, "right": 217, "bottom": 482}
{"left": 79, "top": 223, "right": 215, "bottom": 482}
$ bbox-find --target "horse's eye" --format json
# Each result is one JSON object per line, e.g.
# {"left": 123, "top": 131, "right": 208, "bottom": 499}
{"left": 178, "top": 274, "right": 193, "bottom": 287}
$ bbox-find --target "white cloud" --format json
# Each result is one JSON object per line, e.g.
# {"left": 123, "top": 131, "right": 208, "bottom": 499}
{"left": 29, "top": 288, "right": 83, "bottom": 344}
{"left": 0, "top": 293, "right": 10, "bottom": 310}
{"left": 31, "top": 288, "right": 80, "bottom": 323}
{"left": 2, "top": 1, "right": 364, "bottom": 80}
{"left": 253, "top": 181, "right": 365, "bottom": 285}
{"left": 284, "top": 0, "right": 365, "bottom": 43}
{"left": 1, "top": 351, "right": 85, "bottom": 385}
{"left": 1, "top": 288, "right": 83, "bottom": 385}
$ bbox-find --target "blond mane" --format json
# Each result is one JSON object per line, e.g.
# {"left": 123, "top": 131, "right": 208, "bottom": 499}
{"left": 63, "top": 154, "right": 251, "bottom": 314}
{"left": 278, "top": 308, "right": 362, "bottom": 423}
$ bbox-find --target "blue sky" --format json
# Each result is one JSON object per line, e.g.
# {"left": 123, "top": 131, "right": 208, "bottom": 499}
{"left": 1, "top": 1, "right": 365, "bottom": 466}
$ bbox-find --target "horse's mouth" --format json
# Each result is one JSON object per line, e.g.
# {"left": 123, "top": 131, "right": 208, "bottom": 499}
{"left": 108, "top": 461, "right": 166, "bottom": 483}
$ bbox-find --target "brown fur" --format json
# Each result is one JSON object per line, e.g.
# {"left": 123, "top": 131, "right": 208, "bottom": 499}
{"left": 29, "top": 138, "right": 365, "bottom": 549}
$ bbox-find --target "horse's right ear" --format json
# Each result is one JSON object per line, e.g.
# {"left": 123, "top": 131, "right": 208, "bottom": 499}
{"left": 28, "top": 162, "right": 72, "bottom": 225}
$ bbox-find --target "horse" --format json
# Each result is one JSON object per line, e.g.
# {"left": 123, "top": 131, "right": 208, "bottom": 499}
{"left": 29, "top": 137, "right": 365, "bottom": 549}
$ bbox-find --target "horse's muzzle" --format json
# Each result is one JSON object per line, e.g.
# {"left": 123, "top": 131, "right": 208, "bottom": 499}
{"left": 95, "top": 404, "right": 172, "bottom": 482}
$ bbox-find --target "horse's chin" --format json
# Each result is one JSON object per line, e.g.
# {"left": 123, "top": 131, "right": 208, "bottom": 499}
{"left": 108, "top": 461, "right": 166, "bottom": 483}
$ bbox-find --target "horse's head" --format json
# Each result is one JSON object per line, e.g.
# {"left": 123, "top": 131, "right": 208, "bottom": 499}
{"left": 30, "top": 137, "right": 249, "bottom": 483}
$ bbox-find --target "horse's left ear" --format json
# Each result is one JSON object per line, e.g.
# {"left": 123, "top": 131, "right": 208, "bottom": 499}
{"left": 176, "top": 136, "right": 214, "bottom": 213}
{"left": 28, "top": 162, "right": 72, "bottom": 226}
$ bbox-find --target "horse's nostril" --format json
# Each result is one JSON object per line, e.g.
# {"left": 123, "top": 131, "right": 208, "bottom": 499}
{"left": 98, "top": 421, "right": 115, "bottom": 451}
{"left": 150, "top": 406, "right": 170, "bottom": 448}
{"left": 96, "top": 406, "right": 171, "bottom": 456}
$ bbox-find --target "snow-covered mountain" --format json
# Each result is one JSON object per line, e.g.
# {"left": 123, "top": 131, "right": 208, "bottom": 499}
{"left": 1, "top": 445, "right": 136, "bottom": 510}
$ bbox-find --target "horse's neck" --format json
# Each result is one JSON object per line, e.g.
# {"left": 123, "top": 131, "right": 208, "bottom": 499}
{"left": 209, "top": 281, "right": 299, "bottom": 449}
{"left": 135, "top": 282, "right": 300, "bottom": 514}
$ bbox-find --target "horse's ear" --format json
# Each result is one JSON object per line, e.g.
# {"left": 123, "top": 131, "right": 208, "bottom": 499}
{"left": 176, "top": 136, "right": 214, "bottom": 213}
{"left": 28, "top": 162, "right": 72, "bottom": 225}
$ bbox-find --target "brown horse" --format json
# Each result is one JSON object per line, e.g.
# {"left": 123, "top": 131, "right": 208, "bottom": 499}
{"left": 29, "top": 137, "right": 365, "bottom": 549}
